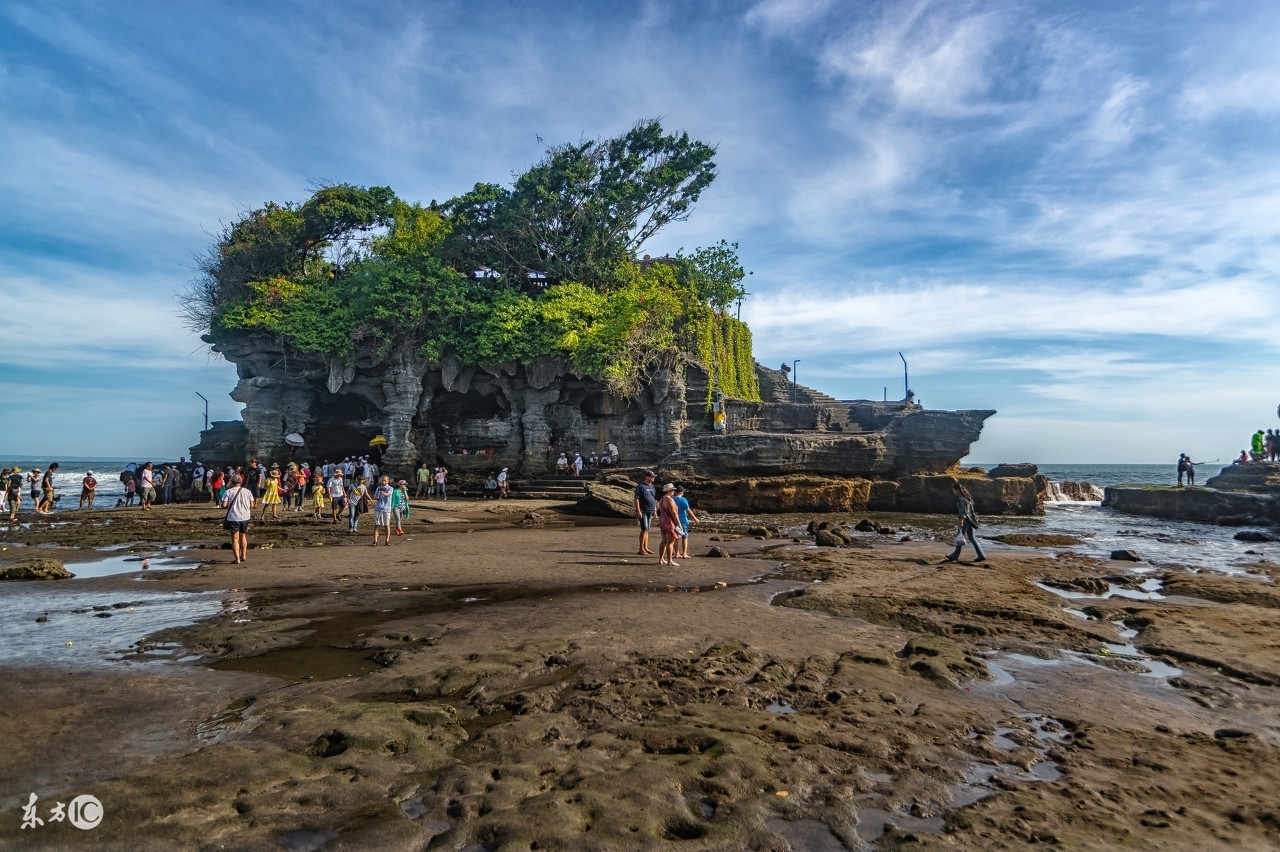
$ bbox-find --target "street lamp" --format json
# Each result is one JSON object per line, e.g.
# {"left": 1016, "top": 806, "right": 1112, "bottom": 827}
{"left": 196, "top": 392, "right": 209, "bottom": 432}
{"left": 792, "top": 360, "right": 801, "bottom": 405}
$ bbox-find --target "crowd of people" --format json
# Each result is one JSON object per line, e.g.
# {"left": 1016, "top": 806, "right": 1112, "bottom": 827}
{"left": 1235, "top": 429, "right": 1280, "bottom": 464}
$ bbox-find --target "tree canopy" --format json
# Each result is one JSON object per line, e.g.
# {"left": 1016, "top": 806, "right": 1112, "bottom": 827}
{"left": 185, "top": 120, "right": 757, "bottom": 402}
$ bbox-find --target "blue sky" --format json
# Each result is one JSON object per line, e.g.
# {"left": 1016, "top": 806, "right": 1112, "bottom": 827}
{"left": 2, "top": 0, "right": 1278, "bottom": 462}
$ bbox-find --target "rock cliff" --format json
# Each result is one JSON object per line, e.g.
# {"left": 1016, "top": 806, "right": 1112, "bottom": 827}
{"left": 191, "top": 331, "right": 1029, "bottom": 512}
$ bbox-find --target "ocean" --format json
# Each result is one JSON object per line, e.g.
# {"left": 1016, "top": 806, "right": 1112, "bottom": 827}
{"left": 0, "top": 456, "right": 159, "bottom": 508}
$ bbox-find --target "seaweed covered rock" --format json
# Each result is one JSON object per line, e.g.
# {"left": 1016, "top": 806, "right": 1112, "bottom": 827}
{"left": 0, "top": 558, "right": 74, "bottom": 580}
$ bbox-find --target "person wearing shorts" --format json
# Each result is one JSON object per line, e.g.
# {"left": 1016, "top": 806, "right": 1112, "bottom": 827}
{"left": 328, "top": 470, "right": 347, "bottom": 523}
{"left": 220, "top": 474, "right": 255, "bottom": 564}
{"left": 7, "top": 467, "right": 24, "bottom": 520}
{"left": 673, "top": 485, "right": 699, "bottom": 559}
{"left": 372, "top": 475, "right": 395, "bottom": 546}
{"left": 633, "top": 470, "right": 658, "bottom": 556}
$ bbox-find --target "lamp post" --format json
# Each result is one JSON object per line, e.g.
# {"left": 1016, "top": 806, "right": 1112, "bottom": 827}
{"left": 792, "top": 360, "right": 801, "bottom": 405}
{"left": 196, "top": 392, "right": 209, "bottom": 432}
{"left": 898, "top": 352, "right": 909, "bottom": 401}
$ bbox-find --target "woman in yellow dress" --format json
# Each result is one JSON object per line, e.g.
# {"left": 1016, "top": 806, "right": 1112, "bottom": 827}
{"left": 260, "top": 466, "right": 283, "bottom": 520}
{"left": 310, "top": 470, "right": 327, "bottom": 518}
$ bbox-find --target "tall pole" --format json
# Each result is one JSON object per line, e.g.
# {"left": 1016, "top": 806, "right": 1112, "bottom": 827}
{"left": 196, "top": 392, "right": 209, "bottom": 432}
{"left": 898, "top": 352, "right": 908, "bottom": 400}
{"left": 792, "top": 359, "right": 801, "bottom": 405}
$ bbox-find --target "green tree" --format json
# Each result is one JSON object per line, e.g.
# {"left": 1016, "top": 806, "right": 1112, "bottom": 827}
{"left": 441, "top": 119, "right": 717, "bottom": 290}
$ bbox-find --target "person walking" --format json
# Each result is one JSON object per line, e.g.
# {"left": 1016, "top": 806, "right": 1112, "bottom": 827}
{"left": 657, "top": 483, "right": 683, "bottom": 567}
{"left": 220, "top": 474, "right": 255, "bottom": 564}
{"left": 944, "top": 482, "right": 986, "bottom": 563}
{"left": 633, "top": 470, "right": 658, "bottom": 556}
{"left": 372, "top": 475, "right": 395, "bottom": 546}
{"left": 347, "top": 476, "right": 369, "bottom": 534}
{"left": 310, "top": 470, "right": 327, "bottom": 518}
{"left": 393, "top": 479, "right": 409, "bottom": 534}
{"left": 673, "top": 485, "right": 699, "bottom": 560}
{"left": 39, "top": 464, "right": 58, "bottom": 513}
{"left": 327, "top": 469, "right": 347, "bottom": 523}
{"left": 6, "top": 467, "right": 23, "bottom": 520}
{"left": 260, "top": 466, "right": 282, "bottom": 520}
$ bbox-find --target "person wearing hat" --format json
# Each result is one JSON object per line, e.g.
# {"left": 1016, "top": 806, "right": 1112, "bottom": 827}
{"left": 260, "top": 464, "right": 283, "bottom": 521}
{"left": 327, "top": 468, "right": 347, "bottom": 523}
{"left": 657, "top": 483, "right": 684, "bottom": 567}
{"left": 497, "top": 467, "right": 509, "bottom": 498}
{"left": 79, "top": 470, "right": 99, "bottom": 510}
{"left": 633, "top": 470, "right": 658, "bottom": 555}
{"left": 6, "top": 467, "right": 23, "bottom": 521}
{"left": 27, "top": 467, "right": 42, "bottom": 513}
{"left": 392, "top": 479, "right": 410, "bottom": 534}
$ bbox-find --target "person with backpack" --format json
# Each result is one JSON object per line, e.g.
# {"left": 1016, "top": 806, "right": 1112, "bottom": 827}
{"left": 347, "top": 475, "right": 369, "bottom": 534}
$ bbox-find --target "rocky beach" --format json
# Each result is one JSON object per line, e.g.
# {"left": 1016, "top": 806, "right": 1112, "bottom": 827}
{"left": 2, "top": 494, "right": 1278, "bottom": 850}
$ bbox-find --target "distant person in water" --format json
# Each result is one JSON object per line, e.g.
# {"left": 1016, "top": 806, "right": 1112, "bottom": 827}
{"left": 79, "top": 471, "right": 98, "bottom": 509}
{"left": 944, "top": 482, "right": 986, "bottom": 563}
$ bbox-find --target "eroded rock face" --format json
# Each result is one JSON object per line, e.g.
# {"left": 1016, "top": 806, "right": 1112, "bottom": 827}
{"left": 1103, "top": 486, "right": 1280, "bottom": 527}
{"left": 192, "top": 333, "right": 1000, "bottom": 501}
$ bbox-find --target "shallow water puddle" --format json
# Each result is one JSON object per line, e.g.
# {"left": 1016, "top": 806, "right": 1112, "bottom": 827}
{"left": 1033, "top": 579, "right": 1165, "bottom": 601}
{"left": 766, "top": 817, "right": 852, "bottom": 851}
{"left": 0, "top": 583, "right": 226, "bottom": 667}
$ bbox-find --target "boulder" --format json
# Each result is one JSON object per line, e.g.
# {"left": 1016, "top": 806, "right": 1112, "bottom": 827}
{"left": 854, "top": 518, "right": 878, "bottom": 532}
{"left": 0, "top": 558, "right": 74, "bottom": 580}
{"left": 814, "top": 529, "right": 845, "bottom": 547}
{"left": 987, "top": 463, "right": 1039, "bottom": 478}
{"left": 570, "top": 484, "right": 636, "bottom": 519}
{"left": 1103, "top": 486, "right": 1280, "bottom": 527}
{"left": 705, "top": 547, "right": 731, "bottom": 558}
{"left": 1233, "top": 530, "right": 1278, "bottom": 542}
{"left": 1110, "top": 549, "right": 1142, "bottom": 562}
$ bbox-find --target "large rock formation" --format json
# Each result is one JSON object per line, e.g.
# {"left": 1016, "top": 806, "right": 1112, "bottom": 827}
{"left": 1104, "top": 461, "right": 1280, "bottom": 527}
{"left": 191, "top": 332, "right": 1032, "bottom": 512}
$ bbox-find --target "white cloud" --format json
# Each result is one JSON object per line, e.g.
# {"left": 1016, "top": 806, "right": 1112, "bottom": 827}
{"left": 745, "top": 0, "right": 837, "bottom": 34}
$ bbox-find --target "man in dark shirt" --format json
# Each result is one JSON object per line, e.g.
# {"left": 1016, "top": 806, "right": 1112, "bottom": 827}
{"left": 39, "top": 463, "right": 58, "bottom": 513}
{"left": 633, "top": 470, "right": 658, "bottom": 556}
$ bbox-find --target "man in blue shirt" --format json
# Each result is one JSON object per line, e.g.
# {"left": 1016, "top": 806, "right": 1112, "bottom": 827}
{"left": 633, "top": 470, "right": 658, "bottom": 555}
{"left": 673, "top": 485, "right": 699, "bottom": 559}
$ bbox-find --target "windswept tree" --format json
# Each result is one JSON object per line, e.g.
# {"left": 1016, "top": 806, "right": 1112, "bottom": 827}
{"left": 441, "top": 119, "right": 717, "bottom": 290}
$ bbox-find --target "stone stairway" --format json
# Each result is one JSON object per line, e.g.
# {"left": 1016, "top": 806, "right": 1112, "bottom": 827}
{"left": 508, "top": 470, "right": 602, "bottom": 500}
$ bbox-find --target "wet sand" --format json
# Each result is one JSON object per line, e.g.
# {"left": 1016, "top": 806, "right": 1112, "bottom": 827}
{"left": 1, "top": 500, "right": 1279, "bottom": 850}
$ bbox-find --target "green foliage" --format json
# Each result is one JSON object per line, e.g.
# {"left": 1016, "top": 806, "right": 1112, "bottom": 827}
{"left": 195, "top": 123, "right": 762, "bottom": 403}
{"left": 441, "top": 119, "right": 716, "bottom": 290}
{"left": 671, "top": 240, "right": 748, "bottom": 308}
{"left": 684, "top": 309, "right": 759, "bottom": 406}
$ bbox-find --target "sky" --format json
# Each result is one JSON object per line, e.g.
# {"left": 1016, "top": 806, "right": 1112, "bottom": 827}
{"left": 2, "top": 0, "right": 1278, "bottom": 463}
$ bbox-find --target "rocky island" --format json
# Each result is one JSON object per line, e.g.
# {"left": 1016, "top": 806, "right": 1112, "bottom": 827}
{"left": 187, "top": 121, "right": 1042, "bottom": 517}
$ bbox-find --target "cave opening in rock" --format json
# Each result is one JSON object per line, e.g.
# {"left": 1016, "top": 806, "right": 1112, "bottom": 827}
{"left": 304, "top": 391, "right": 380, "bottom": 461}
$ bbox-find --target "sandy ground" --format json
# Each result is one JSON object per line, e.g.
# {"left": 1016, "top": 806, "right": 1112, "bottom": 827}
{"left": 1, "top": 499, "right": 1279, "bottom": 850}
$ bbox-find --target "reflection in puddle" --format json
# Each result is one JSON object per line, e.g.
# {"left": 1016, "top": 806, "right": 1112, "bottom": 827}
{"left": 1033, "top": 580, "right": 1165, "bottom": 601}
{"left": 766, "top": 702, "right": 797, "bottom": 714}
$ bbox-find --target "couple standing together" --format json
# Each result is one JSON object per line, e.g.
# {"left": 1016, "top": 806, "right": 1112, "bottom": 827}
{"left": 633, "top": 470, "right": 698, "bottom": 566}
